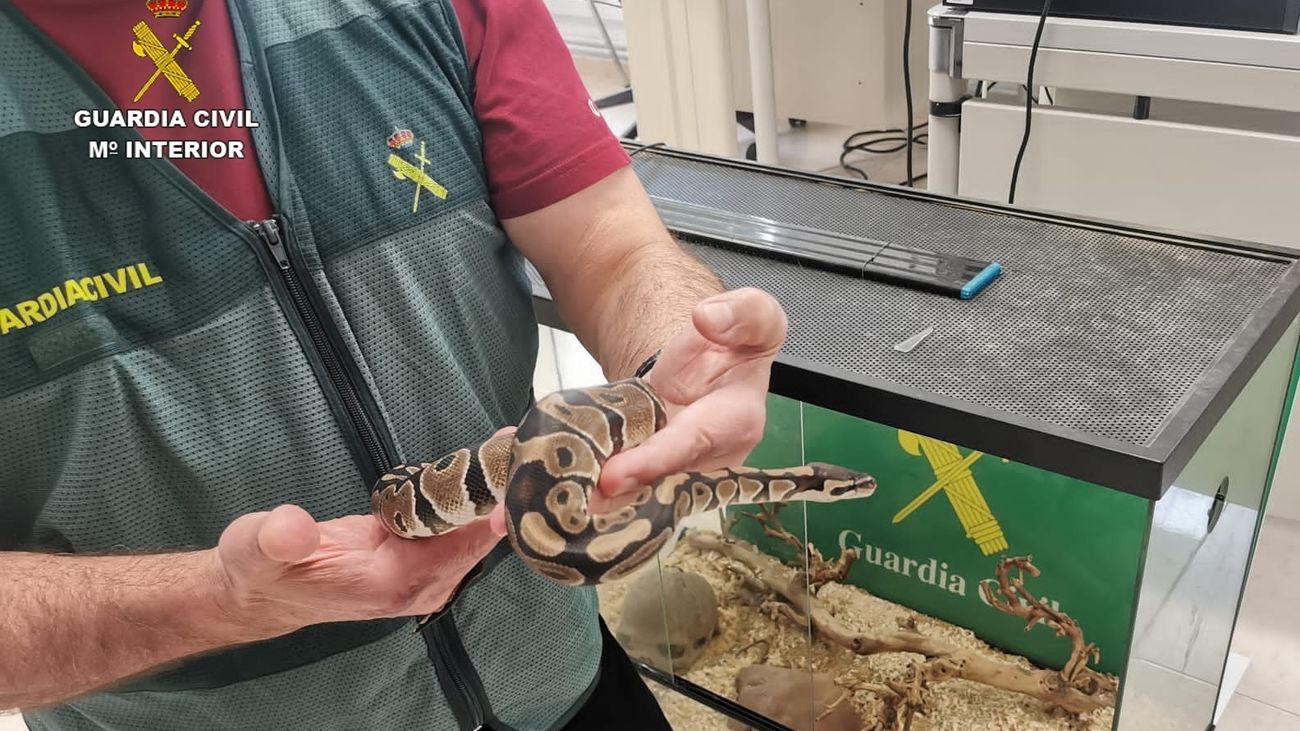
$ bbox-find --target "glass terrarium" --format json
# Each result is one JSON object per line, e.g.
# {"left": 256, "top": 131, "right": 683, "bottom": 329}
{"left": 533, "top": 144, "right": 1300, "bottom": 731}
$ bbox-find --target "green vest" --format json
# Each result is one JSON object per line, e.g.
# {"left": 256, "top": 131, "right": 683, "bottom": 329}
{"left": 0, "top": 2, "right": 601, "bottom": 729}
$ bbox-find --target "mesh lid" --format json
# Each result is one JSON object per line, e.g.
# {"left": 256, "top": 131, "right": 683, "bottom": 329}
{"left": 530, "top": 146, "right": 1300, "bottom": 496}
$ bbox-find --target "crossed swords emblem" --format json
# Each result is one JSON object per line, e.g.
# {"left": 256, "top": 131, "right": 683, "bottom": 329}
{"left": 388, "top": 140, "right": 448, "bottom": 214}
{"left": 131, "top": 19, "right": 202, "bottom": 103}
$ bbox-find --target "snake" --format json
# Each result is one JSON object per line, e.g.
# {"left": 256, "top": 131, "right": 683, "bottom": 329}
{"left": 370, "top": 378, "right": 878, "bottom": 586}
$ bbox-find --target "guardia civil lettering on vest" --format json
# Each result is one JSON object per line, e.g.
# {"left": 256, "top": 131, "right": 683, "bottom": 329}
{"left": 0, "top": 264, "right": 164, "bottom": 336}
{"left": 72, "top": 109, "right": 259, "bottom": 128}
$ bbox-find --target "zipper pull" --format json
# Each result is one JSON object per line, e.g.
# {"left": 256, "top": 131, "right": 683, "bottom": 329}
{"left": 252, "top": 218, "right": 289, "bottom": 269}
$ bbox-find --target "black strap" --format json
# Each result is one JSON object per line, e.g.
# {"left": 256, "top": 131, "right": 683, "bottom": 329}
{"left": 930, "top": 97, "right": 970, "bottom": 118}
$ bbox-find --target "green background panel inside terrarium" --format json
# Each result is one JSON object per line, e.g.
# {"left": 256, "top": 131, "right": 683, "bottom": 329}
{"left": 732, "top": 395, "right": 1149, "bottom": 676}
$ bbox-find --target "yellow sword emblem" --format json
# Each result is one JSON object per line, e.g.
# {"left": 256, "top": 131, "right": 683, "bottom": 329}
{"left": 388, "top": 140, "right": 448, "bottom": 213}
{"left": 896, "top": 431, "right": 1008, "bottom": 556}
{"left": 132, "top": 20, "right": 202, "bottom": 103}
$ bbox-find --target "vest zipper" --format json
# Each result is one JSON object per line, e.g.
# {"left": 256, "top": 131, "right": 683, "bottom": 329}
{"left": 426, "top": 615, "right": 488, "bottom": 731}
{"left": 228, "top": 9, "right": 491, "bottom": 723}
{"left": 249, "top": 217, "right": 388, "bottom": 478}
{"left": 251, "top": 215, "right": 489, "bottom": 729}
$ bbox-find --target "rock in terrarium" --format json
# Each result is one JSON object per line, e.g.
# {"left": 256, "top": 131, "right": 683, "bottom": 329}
{"left": 615, "top": 565, "right": 719, "bottom": 672}
{"left": 728, "top": 664, "right": 860, "bottom": 731}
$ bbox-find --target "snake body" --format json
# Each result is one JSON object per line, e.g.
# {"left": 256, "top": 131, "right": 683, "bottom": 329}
{"left": 371, "top": 378, "right": 877, "bottom": 586}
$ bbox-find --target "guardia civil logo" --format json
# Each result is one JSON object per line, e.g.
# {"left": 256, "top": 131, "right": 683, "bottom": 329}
{"left": 895, "top": 431, "right": 1009, "bottom": 556}
{"left": 386, "top": 128, "right": 449, "bottom": 214}
{"left": 131, "top": 0, "right": 201, "bottom": 103}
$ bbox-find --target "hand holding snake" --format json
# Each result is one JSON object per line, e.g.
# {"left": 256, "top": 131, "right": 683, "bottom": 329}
{"left": 371, "top": 290, "right": 877, "bottom": 586}
{"left": 598, "top": 287, "right": 791, "bottom": 507}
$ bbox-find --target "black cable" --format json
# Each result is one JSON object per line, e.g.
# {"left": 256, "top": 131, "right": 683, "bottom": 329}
{"left": 844, "top": 123, "right": 927, "bottom": 146}
{"left": 628, "top": 141, "right": 666, "bottom": 158}
{"left": 902, "top": 0, "right": 915, "bottom": 187}
{"left": 846, "top": 137, "right": 912, "bottom": 154}
{"left": 838, "top": 124, "right": 927, "bottom": 180}
{"left": 1007, "top": 0, "right": 1053, "bottom": 205}
{"left": 840, "top": 157, "right": 870, "bottom": 181}
{"left": 1023, "top": 84, "right": 1055, "bottom": 105}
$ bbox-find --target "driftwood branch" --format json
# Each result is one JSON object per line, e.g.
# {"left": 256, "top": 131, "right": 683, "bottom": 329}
{"left": 686, "top": 529, "right": 1116, "bottom": 716}
{"left": 981, "top": 556, "right": 1118, "bottom": 696}
{"left": 721, "top": 507, "right": 742, "bottom": 540}
{"left": 748, "top": 506, "right": 859, "bottom": 591}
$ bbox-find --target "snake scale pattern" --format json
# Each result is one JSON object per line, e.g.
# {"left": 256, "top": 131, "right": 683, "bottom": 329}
{"left": 371, "top": 378, "right": 878, "bottom": 586}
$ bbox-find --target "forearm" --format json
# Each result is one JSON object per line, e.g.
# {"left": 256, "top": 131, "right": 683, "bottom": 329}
{"left": 0, "top": 549, "right": 263, "bottom": 710}
{"left": 580, "top": 230, "right": 723, "bottom": 380}
{"left": 507, "top": 166, "right": 725, "bottom": 380}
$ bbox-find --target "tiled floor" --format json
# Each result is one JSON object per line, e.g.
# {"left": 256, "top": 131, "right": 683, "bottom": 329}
{"left": 1219, "top": 695, "right": 1300, "bottom": 731}
{"left": 1216, "top": 516, "right": 1300, "bottom": 729}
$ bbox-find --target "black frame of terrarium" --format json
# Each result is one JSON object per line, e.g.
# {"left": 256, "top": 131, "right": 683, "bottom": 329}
{"left": 529, "top": 142, "right": 1300, "bottom": 501}
{"left": 527, "top": 142, "right": 1300, "bottom": 730}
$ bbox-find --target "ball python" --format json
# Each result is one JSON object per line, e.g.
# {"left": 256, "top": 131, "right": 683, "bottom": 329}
{"left": 371, "top": 378, "right": 877, "bottom": 586}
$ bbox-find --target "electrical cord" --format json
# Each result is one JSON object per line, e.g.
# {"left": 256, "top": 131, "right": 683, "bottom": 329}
{"left": 838, "top": 124, "right": 927, "bottom": 181}
{"left": 628, "top": 141, "right": 666, "bottom": 158}
{"left": 903, "top": 0, "right": 915, "bottom": 187}
{"left": 1007, "top": 0, "right": 1054, "bottom": 205}
{"left": 836, "top": 2, "right": 924, "bottom": 186}
{"left": 982, "top": 81, "right": 1054, "bottom": 106}
{"left": 843, "top": 126, "right": 928, "bottom": 153}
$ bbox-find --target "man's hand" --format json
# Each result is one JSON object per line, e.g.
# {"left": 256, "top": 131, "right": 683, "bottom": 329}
{"left": 1, "top": 429, "right": 517, "bottom": 713}
{"left": 215, "top": 426, "right": 518, "bottom": 638}
{"left": 597, "top": 288, "right": 788, "bottom": 502}
{"left": 213, "top": 421, "right": 512, "bottom": 637}
{"left": 212, "top": 503, "right": 504, "bottom": 639}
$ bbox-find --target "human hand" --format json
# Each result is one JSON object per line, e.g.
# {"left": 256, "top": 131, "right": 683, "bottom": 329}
{"left": 211, "top": 505, "right": 503, "bottom": 639}
{"left": 596, "top": 287, "right": 787, "bottom": 506}
{"left": 212, "top": 428, "right": 518, "bottom": 639}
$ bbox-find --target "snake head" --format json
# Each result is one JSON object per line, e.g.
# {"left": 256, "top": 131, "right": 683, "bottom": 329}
{"left": 808, "top": 462, "right": 878, "bottom": 499}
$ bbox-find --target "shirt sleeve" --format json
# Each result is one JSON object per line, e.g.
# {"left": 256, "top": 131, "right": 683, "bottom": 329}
{"left": 451, "top": 0, "right": 632, "bottom": 219}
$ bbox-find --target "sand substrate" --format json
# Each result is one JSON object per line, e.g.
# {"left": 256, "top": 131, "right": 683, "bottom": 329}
{"left": 596, "top": 537, "right": 1114, "bottom": 731}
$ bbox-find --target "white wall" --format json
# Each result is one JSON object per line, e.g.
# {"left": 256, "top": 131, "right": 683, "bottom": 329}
{"left": 543, "top": 0, "right": 628, "bottom": 59}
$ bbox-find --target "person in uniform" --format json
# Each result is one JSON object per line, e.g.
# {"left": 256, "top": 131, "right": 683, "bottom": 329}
{"left": 0, "top": 0, "right": 787, "bottom": 729}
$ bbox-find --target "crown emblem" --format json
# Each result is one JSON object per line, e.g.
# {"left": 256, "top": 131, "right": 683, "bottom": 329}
{"left": 146, "top": 0, "right": 188, "bottom": 18}
{"left": 386, "top": 128, "right": 415, "bottom": 150}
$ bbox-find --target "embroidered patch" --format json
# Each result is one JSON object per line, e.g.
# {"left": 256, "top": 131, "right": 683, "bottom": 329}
{"left": 0, "top": 263, "right": 165, "bottom": 338}
{"left": 385, "top": 128, "right": 449, "bottom": 214}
